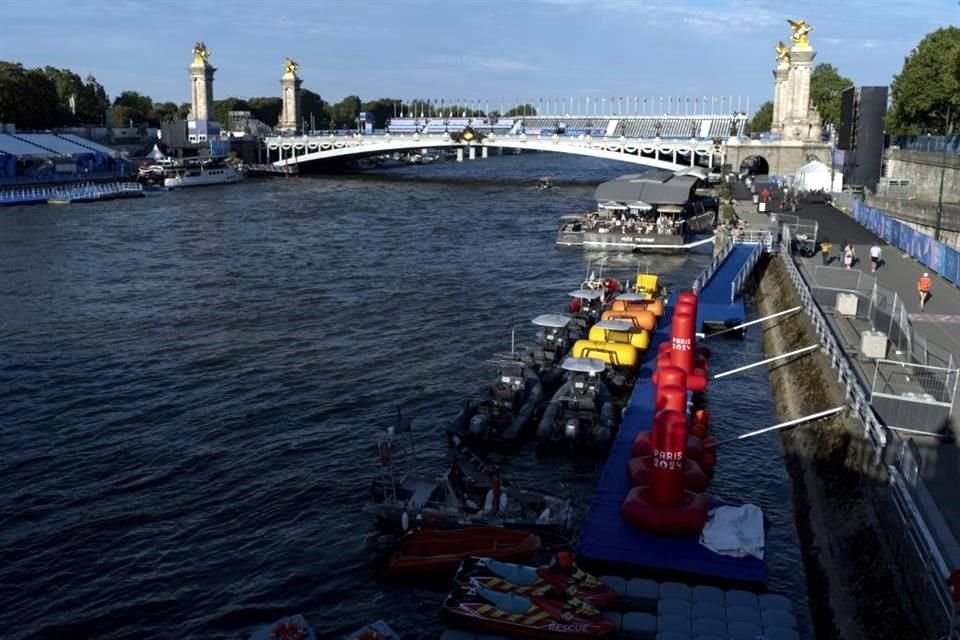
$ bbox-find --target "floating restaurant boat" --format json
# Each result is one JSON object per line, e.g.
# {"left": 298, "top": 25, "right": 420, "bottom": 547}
{"left": 162, "top": 157, "right": 244, "bottom": 188}
{"left": 556, "top": 169, "right": 716, "bottom": 251}
{"left": 384, "top": 526, "right": 541, "bottom": 578}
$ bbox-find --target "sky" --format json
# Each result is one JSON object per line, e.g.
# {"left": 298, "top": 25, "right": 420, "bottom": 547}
{"left": 1, "top": 0, "right": 956, "bottom": 114}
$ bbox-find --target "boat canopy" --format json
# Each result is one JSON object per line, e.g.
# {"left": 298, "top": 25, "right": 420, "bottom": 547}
{"left": 616, "top": 292, "right": 649, "bottom": 302}
{"left": 568, "top": 289, "right": 603, "bottom": 300}
{"left": 594, "top": 170, "right": 698, "bottom": 206}
{"left": 594, "top": 319, "right": 636, "bottom": 332}
{"left": 532, "top": 313, "right": 572, "bottom": 328}
{"left": 658, "top": 205, "right": 684, "bottom": 214}
{"left": 561, "top": 356, "right": 606, "bottom": 374}
{"left": 627, "top": 200, "right": 653, "bottom": 212}
{"left": 598, "top": 200, "right": 628, "bottom": 210}
{"left": 559, "top": 214, "right": 585, "bottom": 221}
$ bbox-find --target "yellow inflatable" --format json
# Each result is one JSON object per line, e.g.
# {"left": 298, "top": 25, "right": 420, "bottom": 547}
{"left": 601, "top": 309, "right": 656, "bottom": 331}
{"left": 633, "top": 274, "right": 661, "bottom": 300}
{"left": 589, "top": 325, "right": 651, "bottom": 350}
{"left": 572, "top": 339, "right": 638, "bottom": 368}
{"left": 611, "top": 299, "right": 664, "bottom": 319}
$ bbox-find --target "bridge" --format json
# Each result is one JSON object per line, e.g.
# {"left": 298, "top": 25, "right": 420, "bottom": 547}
{"left": 263, "top": 114, "right": 748, "bottom": 172}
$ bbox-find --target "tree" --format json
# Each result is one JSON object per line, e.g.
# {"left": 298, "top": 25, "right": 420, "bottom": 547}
{"left": 301, "top": 89, "right": 327, "bottom": 129}
{"left": 212, "top": 97, "right": 250, "bottom": 128}
{"left": 504, "top": 104, "right": 537, "bottom": 117}
{"left": 112, "top": 91, "right": 153, "bottom": 126}
{"left": 247, "top": 97, "right": 282, "bottom": 127}
{"left": 888, "top": 27, "right": 960, "bottom": 134}
{"left": 748, "top": 101, "right": 773, "bottom": 133}
{"left": 152, "top": 101, "right": 180, "bottom": 124}
{"left": 330, "top": 95, "right": 361, "bottom": 129}
{"left": 809, "top": 63, "right": 852, "bottom": 127}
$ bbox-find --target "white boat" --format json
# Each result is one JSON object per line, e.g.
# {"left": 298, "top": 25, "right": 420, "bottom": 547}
{"left": 163, "top": 160, "right": 244, "bottom": 189}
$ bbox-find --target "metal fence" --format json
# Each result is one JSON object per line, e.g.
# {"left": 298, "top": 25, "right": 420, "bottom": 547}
{"left": 729, "top": 241, "right": 764, "bottom": 303}
{"left": 692, "top": 235, "right": 733, "bottom": 295}
{"left": 891, "top": 135, "right": 960, "bottom": 155}
{"left": 871, "top": 359, "right": 958, "bottom": 434}
{"left": 781, "top": 224, "right": 960, "bottom": 638}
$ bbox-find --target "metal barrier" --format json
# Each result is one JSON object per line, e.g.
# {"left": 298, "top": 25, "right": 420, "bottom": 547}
{"left": 871, "top": 359, "right": 958, "bottom": 433}
{"left": 781, "top": 224, "right": 960, "bottom": 638}
{"left": 692, "top": 235, "right": 733, "bottom": 295}
{"left": 729, "top": 241, "right": 764, "bottom": 303}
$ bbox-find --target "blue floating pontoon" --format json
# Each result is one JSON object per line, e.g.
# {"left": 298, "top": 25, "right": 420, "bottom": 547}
{"left": 577, "top": 285, "right": 768, "bottom": 589}
{"left": 697, "top": 244, "right": 757, "bottom": 330}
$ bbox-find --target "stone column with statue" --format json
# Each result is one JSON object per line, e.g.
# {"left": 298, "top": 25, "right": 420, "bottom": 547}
{"left": 188, "top": 42, "right": 216, "bottom": 122}
{"left": 278, "top": 58, "right": 303, "bottom": 135}
{"left": 771, "top": 41, "right": 791, "bottom": 134}
{"left": 781, "top": 19, "right": 823, "bottom": 141}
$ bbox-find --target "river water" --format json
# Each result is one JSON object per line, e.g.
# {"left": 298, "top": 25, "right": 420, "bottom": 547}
{"left": 0, "top": 154, "right": 811, "bottom": 639}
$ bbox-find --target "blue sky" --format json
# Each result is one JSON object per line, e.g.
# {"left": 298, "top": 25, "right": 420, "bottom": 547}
{"left": 1, "top": 0, "right": 955, "bottom": 113}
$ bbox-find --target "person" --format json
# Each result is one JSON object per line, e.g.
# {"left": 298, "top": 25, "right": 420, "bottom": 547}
{"left": 918, "top": 272, "right": 932, "bottom": 310}
{"left": 869, "top": 244, "right": 882, "bottom": 272}
{"left": 843, "top": 244, "right": 854, "bottom": 270}
{"left": 819, "top": 238, "right": 832, "bottom": 265}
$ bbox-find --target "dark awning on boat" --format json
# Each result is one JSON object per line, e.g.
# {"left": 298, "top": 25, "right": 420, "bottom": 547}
{"left": 594, "top": 170, "right": 699, "bottom": 205}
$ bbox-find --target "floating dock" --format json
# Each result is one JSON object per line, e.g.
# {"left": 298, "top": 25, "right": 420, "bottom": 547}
{"left": 577, "top": 246, "right": 768, "bottom": 589}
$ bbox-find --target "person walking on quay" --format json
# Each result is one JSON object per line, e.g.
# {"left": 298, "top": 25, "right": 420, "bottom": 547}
{"left": 820, "top": 238, "right": 832, "bottom": 265}
{"left": 918, "top": 272, "right": 932, "bottom": 310}
{"left": 869, "top": 244, "right": 882, "bottom": 272}
{"left": 843, "top": 243, "right": 855, "bottom": 269}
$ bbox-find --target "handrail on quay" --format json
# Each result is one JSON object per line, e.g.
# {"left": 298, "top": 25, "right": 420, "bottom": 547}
{"left": 692, "top": 235, "right": 733, "bottom": 295}
{"left": 729, "top": 240, "right": 765, "bottom": 303}
{"left": 780, "top": 224, "right": 960, "bottom": 638}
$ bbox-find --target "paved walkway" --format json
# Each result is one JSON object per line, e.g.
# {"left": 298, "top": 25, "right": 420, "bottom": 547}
{"left": 732, "top": 182, "right": 960, "bottom": 553}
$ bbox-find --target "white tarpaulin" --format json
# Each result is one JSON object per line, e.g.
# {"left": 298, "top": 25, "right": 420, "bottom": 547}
{"left": 793, "top": 159, "right": 833, "bottom": 192}
{"left": 699, "top": 504, "right": 765, "bottom": 559}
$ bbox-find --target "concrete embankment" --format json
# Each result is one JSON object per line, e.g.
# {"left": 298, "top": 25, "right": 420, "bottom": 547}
{"left": 754, "top": 255, "right": 923, "bottom": 640}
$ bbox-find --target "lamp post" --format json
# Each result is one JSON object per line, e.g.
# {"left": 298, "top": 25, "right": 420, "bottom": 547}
{"left": 933, "top": 105, "right": 952, "bottom": 242}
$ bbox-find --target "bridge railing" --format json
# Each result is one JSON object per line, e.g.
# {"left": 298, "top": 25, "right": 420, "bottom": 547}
{"left": 781, "top": 224, "right": 960, "bottom": 639}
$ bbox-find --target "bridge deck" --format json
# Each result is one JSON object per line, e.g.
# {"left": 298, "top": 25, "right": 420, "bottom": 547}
{"left": 697, "top": 244, "right": 755, "bottom": 329}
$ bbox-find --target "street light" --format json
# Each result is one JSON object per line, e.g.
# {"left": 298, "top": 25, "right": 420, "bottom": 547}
{"left": 932, "top": 105, "right": 952, "bottom": 242}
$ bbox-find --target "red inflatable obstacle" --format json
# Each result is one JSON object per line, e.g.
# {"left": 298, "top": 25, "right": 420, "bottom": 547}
{"left": 691, "top": 408, "right": 710, "bottom": 439}
{"left": 622, "top": 409, "right": 708, "bottom": 534}
{"left": 627, "top": 453, "right": 709, "bottom": 492}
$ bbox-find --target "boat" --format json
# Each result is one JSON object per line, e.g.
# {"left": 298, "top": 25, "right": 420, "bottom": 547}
{"left": 538, "top": 176, "right": 553, "bottom": 190}
{"left": 162, "top": 158, "right": 244, "bottom": 188}
{"left": 365, "top": 424, "right": 572, "bottom": 534}
{"left": 454, "top": 555, "right": 619, "bottom": 610}
{"left": 385, "top": 526, "right": 541, "bottom": 577}
{"left": 248, "top": 614, "right": 316, "bottom": 640}
{"left": 521, "top": 314, "right": 579, "bottom": 392}
{"left": 535, "top": 357, "right": 617, "bottom": 451}
{"left": 446, "top": 360, "right": 543, "bottom": 446}
{"left": 556, "top": 170, "right": 716, "bottom": 251}
{"left": 343, "top": 620, "right": 400, "bottom": 640}
{"left": 442, "top": 581, "right": 615, "bottom": 638}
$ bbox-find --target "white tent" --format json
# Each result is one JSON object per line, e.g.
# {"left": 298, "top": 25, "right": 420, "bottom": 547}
{"left": 147, "top": 144, "right": 167, "bottom": 162}
{"left": 793, "top": 160, "right": 835, "bottom": 192}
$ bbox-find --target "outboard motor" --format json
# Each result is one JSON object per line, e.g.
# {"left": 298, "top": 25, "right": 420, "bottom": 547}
{"left": 469, "top": 414, "right": 489, "bottom": 438}
{"left": 564, "top": 417, "right": 579, "bottom": 440}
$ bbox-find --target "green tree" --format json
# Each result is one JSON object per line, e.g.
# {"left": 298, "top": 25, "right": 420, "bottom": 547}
{"left": 504, "top": 104, "right": 537, "bottom": 117}
{"left": 748, "top": 101, "right": 773, "bottom": 133}
{"left": 112, "top": 90, "right": 153, "bottom": 126}
{"left": 888, "top": 26, "right": 960, "bottom": 134}
{"left": 75, "top": 75, "right": 109, "bottom": 125}
{"left": 152, "top": 101, "right": 180, "bottom": 124}
{"left": 0, "top": 61, "right": 63, "bottom": 129}
{"left": 809, "top": 63, "right": 853, "bottom": 127}
{"left": 301, "top": 89, "right": 327, "bottom": 130}
{"left": 247, "top": 97, "right": 282, "bottom": 127}
{"left": 330, "top": 95, "right": 361, "bottom": 129}
{"left": 212, "top": 97, "right": 250, "bottom": 128}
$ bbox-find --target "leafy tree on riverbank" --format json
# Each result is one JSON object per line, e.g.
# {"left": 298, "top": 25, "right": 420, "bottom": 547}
{"left": 0, "top": 61, "right": 109, "bottom": 128}
{"left": 809, "top": 63, "right": 852, "bottom": 127}
{"left": 888, "top": 26, "right": 960, "bottom": 135}
{"left": 748, "top": 101, "right": 773, "bottom": 133}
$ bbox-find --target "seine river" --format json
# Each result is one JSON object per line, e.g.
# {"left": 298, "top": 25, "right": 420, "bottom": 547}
{"left": 0, "top": 154, "right": 811, "bottom": 639}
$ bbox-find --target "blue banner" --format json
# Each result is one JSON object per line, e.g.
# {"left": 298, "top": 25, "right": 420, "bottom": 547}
{"left": 854, "top": 200, "right": 960, "bottom": 287}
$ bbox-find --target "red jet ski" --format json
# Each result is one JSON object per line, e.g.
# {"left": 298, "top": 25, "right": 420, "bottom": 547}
{"left": 441, "top": 582, "right": 615, "bottom": 639}
{"left": 454, "top": 554, "right": 618, "bottom": 609}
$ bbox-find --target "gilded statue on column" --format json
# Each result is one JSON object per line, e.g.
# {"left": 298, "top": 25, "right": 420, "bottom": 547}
{"left": 787, "top": 19, "right": 813, "bottom": 47}
{"left": 283, "top": 57, "right": 299, "bottom": 77}
{"left": 192, "top": 42, "right": 210, "bottom": 65}
{"left": 775, "top": 41, "right": 791, "bottom": 65}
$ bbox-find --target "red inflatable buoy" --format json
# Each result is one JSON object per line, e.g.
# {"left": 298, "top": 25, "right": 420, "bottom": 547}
{"left": 652, "top": 364, "right": 686, "bottom": 390}
{"left": 677, "top": 292, "right": 698, "bottom": 307}
{"left": 691, "top": 408, "right": 710, "bottom": 438}
{"left": 650, "top": 409, "right": 689, "bottom": 507}
{"left": 621, "top": 486, "right": 709, "bottom": 535}
{"left": 669, "top": 311, "right": 696, "bottom": 375}
{"left": 627, "top": 455, "right": 709, "bottom": 493}
{"left": 656, "top": 384, "right": 687, "bottom": 415}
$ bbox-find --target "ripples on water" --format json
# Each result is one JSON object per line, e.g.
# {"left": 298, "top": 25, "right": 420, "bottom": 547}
{"left": 0, "top": 155, "right": 809, "bottom": 639}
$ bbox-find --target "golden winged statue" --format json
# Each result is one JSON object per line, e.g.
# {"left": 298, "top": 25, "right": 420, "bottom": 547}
{"left": 283, "top": 57, "right": 299, "bottom": 76}
{"left": 775, "top": 41, "right": 791, "bottom": 64}
{"left": 787, "top": 19, "right": 813, "bottom": 47}
{"left": 192, "top": 42, "right": 210, "bottom": 65}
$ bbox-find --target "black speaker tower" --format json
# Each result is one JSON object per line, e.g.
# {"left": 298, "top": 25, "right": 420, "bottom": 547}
{"left": 837, "top": 86, "right": 888, "bottom": 191}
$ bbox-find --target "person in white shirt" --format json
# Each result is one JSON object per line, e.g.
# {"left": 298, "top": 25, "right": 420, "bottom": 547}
{"left": 869, "top": 244, "right": 882, "bottom": 273}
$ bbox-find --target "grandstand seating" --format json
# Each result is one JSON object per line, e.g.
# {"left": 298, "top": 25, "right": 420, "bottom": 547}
{"left": 383, "top": 116, "right": 748, "bottom": 139}
{"left": 0, "top": 133, "right": 129, "bottom": 185}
